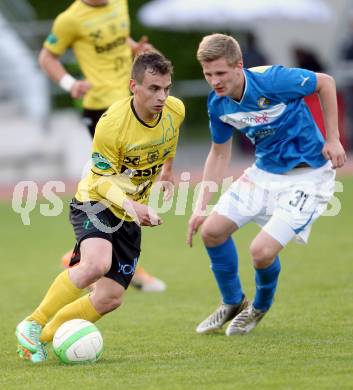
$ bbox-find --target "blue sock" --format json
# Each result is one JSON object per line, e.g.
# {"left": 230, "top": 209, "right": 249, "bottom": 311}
{"left": 253, "top": 256, "right": 281, "bottom": 312}
{"left": 206, "top": 237, "right": 243, "bottom": 305}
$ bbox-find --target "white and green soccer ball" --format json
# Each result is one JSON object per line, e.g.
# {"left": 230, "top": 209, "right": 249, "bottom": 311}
{"left": 53, "top": 319, "right": 103, "bottom": 364}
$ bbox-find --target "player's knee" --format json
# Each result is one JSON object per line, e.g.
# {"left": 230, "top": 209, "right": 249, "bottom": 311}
{"left": 77, "top": 260, "right": 110, "bottom": 287}
{"left": 249, "top": 241, "right": 275, "bottom": 266}
{"left": 201, "top": 224, "right": 227, "bottom": 247}
{"left": 88, "top": 261, "right": 109, "bottom": 278}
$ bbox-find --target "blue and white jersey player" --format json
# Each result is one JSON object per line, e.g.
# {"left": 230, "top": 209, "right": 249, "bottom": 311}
{"left": 187, "top": 33, "right": 347, "bottom": 337}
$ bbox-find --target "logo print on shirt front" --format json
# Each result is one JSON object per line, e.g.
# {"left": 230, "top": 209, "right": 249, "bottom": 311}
{"left": 220, "top": 103, "right": 287, "bottom": 130}
{"left": 89, "top": 30, "right": 103, "bottom": 41}
{"left": 257, "top": 97, "right": 270, "bottom": 108}
{"left": 123, "top": 156, "right": 140, "bottom": 167}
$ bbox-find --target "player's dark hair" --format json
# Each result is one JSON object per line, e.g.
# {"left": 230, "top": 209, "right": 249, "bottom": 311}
{"left": 132, "top": 51, "right": 173, "bottom": 83}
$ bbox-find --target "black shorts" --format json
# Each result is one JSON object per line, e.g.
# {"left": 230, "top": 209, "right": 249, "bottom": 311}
{"left": 69, "top": 198, "right": 141, "bottom": 289}
{"left": 82, "top": 108, "right": 107, "bottom": 138}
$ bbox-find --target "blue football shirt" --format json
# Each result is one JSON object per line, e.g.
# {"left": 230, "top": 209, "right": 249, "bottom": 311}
{"left": 208, "top": 65, "right": 327, "bottom": 173}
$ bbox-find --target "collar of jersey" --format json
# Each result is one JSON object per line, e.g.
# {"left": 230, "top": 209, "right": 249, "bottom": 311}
{"left": 130, "top": 99, "right": 162, "bottom": 128}
{"left": 80, "top": 0, "right": 109, "bottom": 8}
{"left": 229, "top": 69, "right": 248, "bottom": 105}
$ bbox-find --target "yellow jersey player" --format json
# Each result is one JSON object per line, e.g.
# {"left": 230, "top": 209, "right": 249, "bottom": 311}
{"left": 38, "top": 0, "right": 165, "bottom": 291}
{"left": 16, "top": 52, "right": 185, "bottom": 363}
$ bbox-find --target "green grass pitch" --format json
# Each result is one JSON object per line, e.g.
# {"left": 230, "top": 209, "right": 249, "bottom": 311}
{"left": 1, "top": 177, "right": 352, "bottom": 389}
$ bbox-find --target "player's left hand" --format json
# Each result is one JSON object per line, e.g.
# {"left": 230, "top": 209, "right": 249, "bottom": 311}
{"left": 322, "top": 139, "right": 347, "bottom": 168}
{"left": 123, "top": 200, "right": 162, "bottom": 227}
{"left": 159, "top": 170, "right": 174, "bottom": 201}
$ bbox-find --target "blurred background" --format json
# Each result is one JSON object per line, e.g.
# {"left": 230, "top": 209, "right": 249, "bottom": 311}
{"left": 0, "top": 0, "right": 352, "bottom": 187}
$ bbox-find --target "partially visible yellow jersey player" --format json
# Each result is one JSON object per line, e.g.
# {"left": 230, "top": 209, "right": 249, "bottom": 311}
{"left": 43, "top": 0, "right": 132, "bottom": 110}
{"left": 16, "top": 52, "right": 185, "bottom": 363}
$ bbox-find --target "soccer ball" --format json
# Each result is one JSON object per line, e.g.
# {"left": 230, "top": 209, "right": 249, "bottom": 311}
{"left": 53, "top": 319, "right": 103, "bottom": 364}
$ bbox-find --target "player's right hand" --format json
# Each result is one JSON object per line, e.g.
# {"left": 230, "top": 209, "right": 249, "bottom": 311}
{"left": 70, "top": 80, "right": 91, "bottom": 99}
{"left": 124, "top": 200, "right": 162, "bottom": 227}
{"left": 322, "top": 139, "right": 347, "bottom": 168}
{"left": 187, "top": 214, "right": 207, "bottom": 247}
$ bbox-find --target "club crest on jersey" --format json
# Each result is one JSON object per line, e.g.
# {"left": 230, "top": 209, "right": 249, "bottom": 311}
{"left": 257, "top": 97, "right": 270, "bottom": 109}
{"left": 147, "top": 151, "right": 159, "bottom": 164}
{"left": 92, "top": 152, "right": 112, "bottom": 170}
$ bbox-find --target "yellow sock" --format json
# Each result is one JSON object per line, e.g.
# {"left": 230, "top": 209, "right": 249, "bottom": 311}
{"left": 40, "top": 294, "right": 102, "bottom": 343}
{"left": 27, "top": 270, "right": 83, "bottom": 326}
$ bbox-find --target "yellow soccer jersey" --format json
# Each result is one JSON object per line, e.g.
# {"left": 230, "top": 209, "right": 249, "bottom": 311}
{"left": 44, "top": 0, "right": 131, "bottom": 109}
{"left": 75, "top": 95, "right": 185, "bottom": 220}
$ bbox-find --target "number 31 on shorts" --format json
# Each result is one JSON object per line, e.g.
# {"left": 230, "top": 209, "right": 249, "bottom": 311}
{"left": 289, "top": 190, "right": 309, "bottom": 211}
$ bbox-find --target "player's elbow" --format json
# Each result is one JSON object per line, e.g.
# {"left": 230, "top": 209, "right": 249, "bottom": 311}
{"left": 316, "top": 72, "right": 336, "bottom": 92}
{"left": 38, "top": 48, "right": 55, "bottom": 72}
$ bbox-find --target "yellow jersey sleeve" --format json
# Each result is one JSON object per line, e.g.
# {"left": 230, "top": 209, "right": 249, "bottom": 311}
{"left": 44, "top": 11, "right": 78, "bottom": 56}
{"left": 91, "top": 110, "right": 122, "bottom": 176}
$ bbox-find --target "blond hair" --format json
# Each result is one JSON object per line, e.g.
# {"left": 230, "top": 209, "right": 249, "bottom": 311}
{"left": 197, "top": 33, "right": 243, "bottom": 66}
